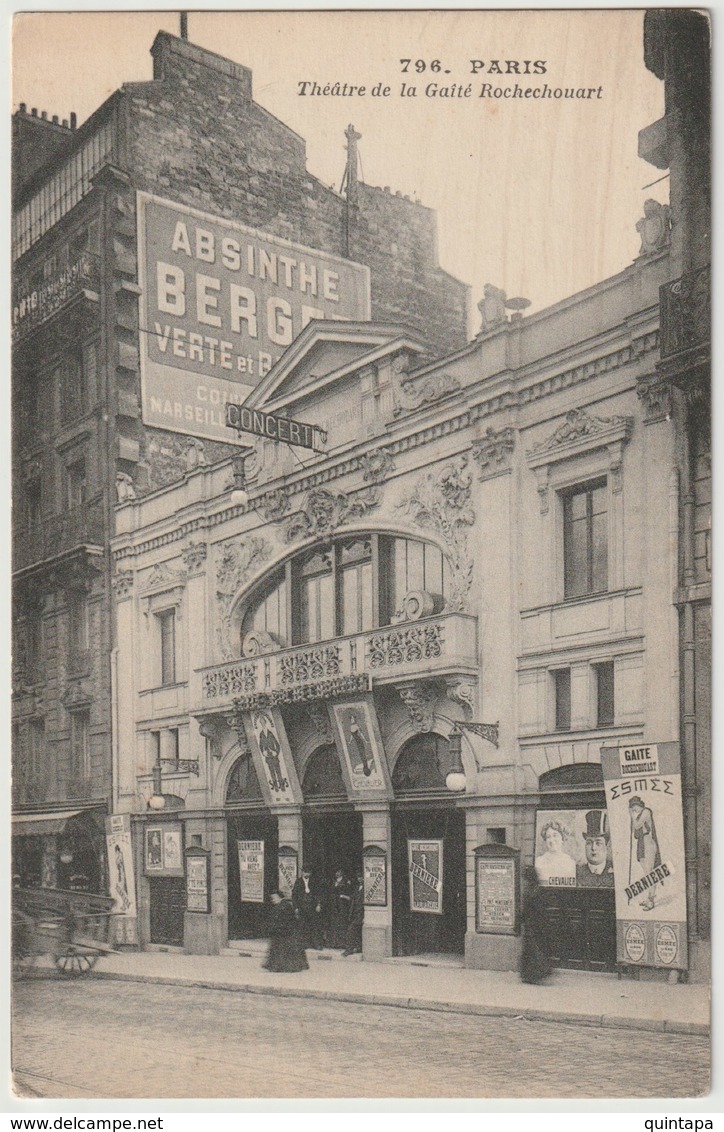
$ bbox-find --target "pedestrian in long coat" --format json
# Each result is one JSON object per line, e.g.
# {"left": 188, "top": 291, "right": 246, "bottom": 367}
{"left": 327, "top": 868, "right": 352, "bottom": 948}
{"left": 342, "top": 873, "right": 364, "bottom": 956}
{"left": 519, "top": 867, "right": 554, "bottom": 984}
{"left": 292, "top": 868, "right": 324, "bottom": 949}
{"left": 263, "top": 892, "right": 309, "bottom": 973}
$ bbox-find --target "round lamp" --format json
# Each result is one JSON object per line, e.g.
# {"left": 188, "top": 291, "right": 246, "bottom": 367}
{"left": 148, "top": 793, "right": 166, "bottom": 811}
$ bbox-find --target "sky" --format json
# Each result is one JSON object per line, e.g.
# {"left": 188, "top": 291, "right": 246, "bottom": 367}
{"left": 12, "top": 9, "right": 665, "bottom": 328}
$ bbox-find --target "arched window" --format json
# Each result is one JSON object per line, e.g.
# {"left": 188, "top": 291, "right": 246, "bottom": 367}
{"left": 238, "top": 533, "right": 449, "bottom": 655}
{"left": 302, "top": 745, "right": 347, "bottom": 801}
{"left": 225, "top": 755, "right": 263, "bottom": 804}
{"left": 392, "top": 733, "right": 451, "bottom": 796}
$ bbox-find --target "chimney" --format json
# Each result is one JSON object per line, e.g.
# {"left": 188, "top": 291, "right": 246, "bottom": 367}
{"left": 180, "top": 11, "right": 188, "bottom": 40}
{"left": 70, "top": 112, "right": 77, "bottom": 130}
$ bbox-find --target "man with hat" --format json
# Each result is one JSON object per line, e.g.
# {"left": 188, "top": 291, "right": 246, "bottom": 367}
{"left": 576, "top": 810, "right": 614, "bottom": 887}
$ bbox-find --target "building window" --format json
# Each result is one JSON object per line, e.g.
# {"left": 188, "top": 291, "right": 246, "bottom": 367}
{"left": 26, "top": 611, "right": 43, "bottom": 682}
{"left": 168, "top": 727, "right": 180, "bottom": 767}
{"left": 26, "top": 476, "right": 42, "bottom": 528}
{"left": 68, "top": 592, "right": 89, "bottom": 660}
{"left": 61, "top": 352, "right": 86, "bottom": 424}
{"left": 70, "top": 710, "right": 90, "bottom": 780}
{"left": 338, "top": 538, "right": 373, "bottom": 635}
{"left": 242, "top": 534, "right": 449, "bottom": 650}
{"left": 299, "top": 549, "right": 335, "bottom": 643}
{"left": 554, "top": 669, "right": 571, "bottom": 732}
{"left": 66, "top": 457, "right": 87, "bottom": 509}
{"left": 562, "top": 480, "right": 608, "bottom": 598}
{"left": 158, "top": 609, "right": 176, "bottom": 686}
{"left": 29, "top": 718, "right": 45, "bottom": 778}
{"left": 594, "top": 661, "right": 615, "bottom": 727}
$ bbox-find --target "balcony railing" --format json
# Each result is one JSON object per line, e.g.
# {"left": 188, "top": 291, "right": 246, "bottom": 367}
{"left": 13, "top": 500, "right": 104, "bottom": 573}
{"left": 12, "top": 250, "right": 101, "bottom": 344}
{"left": 660, "top": 265, "right": 710, "bottom": 361}
{"left": 197, "top": 612, "right": 478, "bottom": 712}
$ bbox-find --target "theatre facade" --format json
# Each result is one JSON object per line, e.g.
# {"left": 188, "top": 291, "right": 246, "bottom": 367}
{"left": 111, "top": 239, "right": 683, "bottom": 972}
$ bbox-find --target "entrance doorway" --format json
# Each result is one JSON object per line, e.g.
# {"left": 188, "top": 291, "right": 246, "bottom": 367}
{"left": 149, "top": 877, "right": 186, "bottom": 946}
{"left": 538, "top": 763, "right": 617, "bottom": 973}
{"left": 391, "top": 806, "right": 466, "bottom": 956}
{"left": 301, "top": 743, "right": 363, "bottom": 891}
{"left": 227, "top": 810, "right": 278, "bottom": 939}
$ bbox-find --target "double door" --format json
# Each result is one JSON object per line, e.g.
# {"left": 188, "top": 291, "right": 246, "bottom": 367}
{"left": 392, "top": 806, "right": 466, "bottom": 956}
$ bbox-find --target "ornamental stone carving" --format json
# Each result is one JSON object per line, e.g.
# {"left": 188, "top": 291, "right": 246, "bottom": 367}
{"left": 284, "top": 487, "right": 380, "bottom": 543}
{"left": 216, "top": 536, "right": 272, "bottom": 661}
{"left": 182, "top": 541, "right": 207, "bottom": 573}
{"left": 397, "top": 456, "right": 474, "bottom": 612}
{"left": 477, "top": 283, "right": 508, "bottom": 334}
{"left": 637, "top": 375, "right": 673, "bottom": 424}
{"left": 393, "top": 372, "right": 461, "bottom": 416}
{"left": 471, "top": 426, "right": 516, "bottom": 480}
{"left": 202, "top": 661, "right": 258, "bottom": 700}
{"left": 306, "top": 702, "right": 334, "bottom": 743}
{"left": 140, "top": 561, "right": 185, "bottom": 595}
{"left": 636, "top": 199, "right": 671, "bottom": 257}
{"left": 528, "top": 408, "right": 633, "bottom": 456}
{"left": 445, "top": 678, "right": 476, "bottom": 719}
{"left": 185, "top": 438, "right": 207, "bottom": 471}
{"left": 358, "top": 447, "right": 396, "bottom": 485}
{"left": 396, "top": 681, "right": 440, "bottom": 733}
{"left": 279, "top": 644, "right": 342, "bottom": 687}
{"left": 257, "top": 487, "right": 292, "bottom": 522}
{"left": 115, "top": 471, "right": 136, "bottom": 502}
{"left": 198, "top": 716, "right": 228, "bottom": 758}
{"left": 368, "top": 623, "right": 443, "bottom": 668}
{"left": 112, "top": 569, "right": 134, "bottom": 599}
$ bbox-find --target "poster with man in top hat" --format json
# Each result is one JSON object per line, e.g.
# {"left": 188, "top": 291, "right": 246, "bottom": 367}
{"left": 575, "top": 809, "right": 615, "bottom": 889}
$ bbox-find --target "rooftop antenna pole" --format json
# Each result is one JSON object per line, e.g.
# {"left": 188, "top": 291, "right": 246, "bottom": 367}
{"left": 180, "top": 12, "right": 189, "bottom": 40}
{"left": 341, "top": 123, "right": 361, "bottom": 258}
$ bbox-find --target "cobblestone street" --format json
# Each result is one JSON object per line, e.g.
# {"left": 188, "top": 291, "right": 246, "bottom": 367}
{"left": 12, "top": 977, "right": 709, "bottom": 1100}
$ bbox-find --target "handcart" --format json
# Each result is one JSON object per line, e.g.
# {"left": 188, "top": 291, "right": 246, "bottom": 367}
{"left": 13, "top": 887, "right": 118, "bottom": 976}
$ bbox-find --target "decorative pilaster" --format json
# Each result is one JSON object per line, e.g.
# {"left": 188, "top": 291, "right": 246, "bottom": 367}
{"left": 637, "top": 375, "right": 673, "bottom": 424}
{"left": 445, "top": 678, "right": 476, "bottom": 719}
{"left": 471, "top": 426, "right": 516, "bottom": 480}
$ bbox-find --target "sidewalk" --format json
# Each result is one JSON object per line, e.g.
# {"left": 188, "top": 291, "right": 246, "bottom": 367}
{"left": 33, "top": 943, "right": 709, "bottom": 1036}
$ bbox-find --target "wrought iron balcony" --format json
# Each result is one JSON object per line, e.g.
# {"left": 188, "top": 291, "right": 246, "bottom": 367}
{"left": 12, "top": 251, "right": 101, "bottom": 344}
{"left": 197, "top": 611, "right": 478, "bottom": 712}
{"left": 13, "top": 500, "right": 104, "bottom": 573}
{"left": 659, "top": 265, "right": 710, "bottom": 361}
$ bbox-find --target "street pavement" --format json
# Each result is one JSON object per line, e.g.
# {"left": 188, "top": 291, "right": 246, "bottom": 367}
{"left": 15, "top": 941, "right": 709, "bottom": 1035}
{"left": 11, "top": 977, "right": 710, "bottom": 1100}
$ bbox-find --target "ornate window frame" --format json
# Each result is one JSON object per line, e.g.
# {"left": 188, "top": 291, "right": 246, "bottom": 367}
{"left": 526, "top": 409, "right": 633, "bottom": 604}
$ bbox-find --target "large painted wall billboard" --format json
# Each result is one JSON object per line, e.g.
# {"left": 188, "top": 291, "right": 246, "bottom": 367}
{"left": 137, "top": 193, "right": 371, "bottom": 442}
{"left": 600, "top": 742, "right": 688, "bottom": 970}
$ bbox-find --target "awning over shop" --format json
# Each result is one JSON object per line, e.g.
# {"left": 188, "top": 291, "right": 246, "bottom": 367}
{"left": 12, "top": 810, "right": 85, "bottom": 837}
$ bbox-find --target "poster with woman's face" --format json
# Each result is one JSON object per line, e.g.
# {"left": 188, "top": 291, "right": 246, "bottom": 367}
{"left": 331, "top": 701, "right": 388, "bottom": 794}
{"left": 534, "top": 809, "right": 614, "bottom": 888}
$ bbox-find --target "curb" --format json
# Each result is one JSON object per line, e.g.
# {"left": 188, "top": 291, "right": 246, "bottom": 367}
{"left": 86, "top": 968, "right": 709, "bottom": 1037}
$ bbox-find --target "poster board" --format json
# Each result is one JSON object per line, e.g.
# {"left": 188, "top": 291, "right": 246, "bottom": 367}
{"left": 144, "top": 823, "right": 184, "bottom": 877}
{"left": 601, "top": 742, "right": 688, "bottom": 970}
{"left": 237, "top": 839, "right": 265, "bottom": 904}
{"left": 363, "top": 845, "right": 387, "bottom": 907}
{"left": 474, "top": 845, "right": 519, "bottom": 934}
{"left": 408, "top": 839, "right": 443, "bottom": 915}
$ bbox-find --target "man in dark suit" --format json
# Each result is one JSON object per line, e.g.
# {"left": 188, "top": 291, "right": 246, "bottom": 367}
{"left": 292, "top": 867, "right": 324, "bottom": 949}
{"left": 576, "top": 809, "right": 614, "bottom": 888}
{"left": 342, "top": 872, "right": 364, "bottom": 956}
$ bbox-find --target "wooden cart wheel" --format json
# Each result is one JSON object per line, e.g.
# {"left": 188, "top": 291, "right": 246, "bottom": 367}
{"left": 55, "top": 947, "right": 98, "bottom": 976}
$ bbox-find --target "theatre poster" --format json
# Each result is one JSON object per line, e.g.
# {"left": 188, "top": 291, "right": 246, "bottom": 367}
{"left": 238, "top": 839, "right": 265, "bottom": 904}
{"left": 601, "top": 742, "right": 688, "bottom": 970}
{"left": 408, "top": 839, "right": 443, "bottom": 915}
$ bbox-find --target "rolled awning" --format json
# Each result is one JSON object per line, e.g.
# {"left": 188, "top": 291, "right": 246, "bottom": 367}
{"left": 12, "top": 810, "right": 84, "bottom": 837}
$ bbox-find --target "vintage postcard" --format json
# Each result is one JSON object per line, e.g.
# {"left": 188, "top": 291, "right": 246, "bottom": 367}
{"left": 10, "top": 8, "right": 711, "bottom": 1104}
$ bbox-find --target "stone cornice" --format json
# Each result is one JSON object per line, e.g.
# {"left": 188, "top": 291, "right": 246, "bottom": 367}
{"left": 112, "top": 330, "right": 659, "bottom": 564}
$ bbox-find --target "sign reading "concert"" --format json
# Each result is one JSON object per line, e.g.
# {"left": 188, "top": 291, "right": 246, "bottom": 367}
{"left": 137, "top": 192, "right": 370, "bottom": 444}
{"left": 225, "top": 402, "right": 326, "bottom": 452}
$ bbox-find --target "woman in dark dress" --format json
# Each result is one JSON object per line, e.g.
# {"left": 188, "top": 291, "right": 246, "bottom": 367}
{"left": 519, "top": 867, "right": 554, "bottom": 984}
{"left": 263, "top": 891, "right": 309, "bottom": 972}
{"left": 328, "top": 868, "right": 352, "bottom": 949}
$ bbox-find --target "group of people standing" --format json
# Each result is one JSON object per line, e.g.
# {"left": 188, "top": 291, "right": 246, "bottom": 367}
{"left": 263, "top": 866, "right": 364, "bottom": 973}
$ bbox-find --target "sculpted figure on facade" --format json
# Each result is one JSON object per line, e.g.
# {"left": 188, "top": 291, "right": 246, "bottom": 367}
{"left": 115, "top": 471, "right": 137, "bottom": 502}
{"left": 284, "top": 486, "right": 381, "bottom": 543}
{"left": 636, "top": 198, "right": 671, "bottom": 256}
{"left": 477, "top": 284, "right": 508, "bottom": 334}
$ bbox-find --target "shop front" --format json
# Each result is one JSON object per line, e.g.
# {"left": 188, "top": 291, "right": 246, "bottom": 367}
{"left": 12, "top": 806, "right": 107, "bottom": 894}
